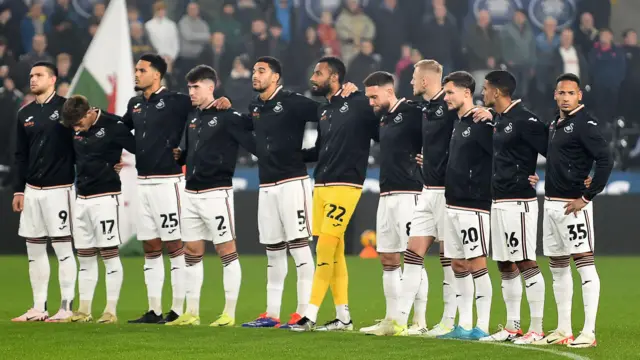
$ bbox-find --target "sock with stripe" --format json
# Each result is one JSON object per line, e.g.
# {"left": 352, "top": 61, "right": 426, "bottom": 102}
{"left": 307, "top": 234, "right": 339, "bottom": 323}
{"left": 101, "top": 247, "right": 123, "bottom": 315}
{"left": 455, "top": 270, "right": 474, "bottom": 330}
{"left": 382, "top": 264, "right": 402, "bottom": 321}
{"left": 440, "top": 254, "right": 456, "bottom": 327}
{"left": 550, "top": 256, "right": 573, "bottom": 335}
{"left": 522, "top": 266, "right": 545, "bottom": 334}
{"left": 575, "top": 255, "right": 600, "bottom": 335}
{"left": 500, "top": 268, "right": 522, "bottom": 332}
{"left": 472, "top": 268, "right": 492, "bottom": 333}
{"left": 52, "top": 239, "right": 76, "bottom": 311}
{"left": 169, "top": 247, "right": 186, "bottom": 315}
{"left": 266, "top": 243, "right": 288, "bottom": 319}
{"left": 26, "top": 240, "right": 50, "bottom": 312}
{"left": 288, "top": 240, "right": 314, "bottom": 316}
{"left": 77, "top": 249, "right": 98, "bottom": 314}
{"left": 144, "top": 251, "right": 164, "bottom": 315}
{"left": 221, "top": 252, "right": 241, "bottom": 319}
{"left": 397, "top": 250, "right": 423, "bottom": 326}
{"left": 184, "top": 254, "right": 203, "bottom": 316}
{"left": 412, "top": 266, "right": 428, "bottom": 328}
{"left": 330, "top": 236, "right": 350, "bottom": 323}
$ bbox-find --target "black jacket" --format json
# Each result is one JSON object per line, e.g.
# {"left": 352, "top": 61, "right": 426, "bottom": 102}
{"left": 445, "top": 107, "right": 493, "bottom": 211}
{"left": 304, "top": 90, "right": 379, "bottom": 187}
{"left": 178, "top": 105, "right": 255, "bottom": 192}
{"left": 417, "top": 90, "right": 455, "bottom": 188}
{"left": 13, "top": 93, "right": 75, "bottom": 194}
{"left": 545, "top": 105, "right": 612, "bottom": 201}
{"left": 492, "top": 100, "right": 548, "bottom": 200}
{"left": 378, "top": 98, "right": 423, "bottom": 194}
{"left": 73, "top": 110, "right": 135, "bottom": 197}
{"left": 248, "top": 86, "right": 319, "bottom": 185}
{"left": 122, "top": 87, "right": 192, "bottom": 179}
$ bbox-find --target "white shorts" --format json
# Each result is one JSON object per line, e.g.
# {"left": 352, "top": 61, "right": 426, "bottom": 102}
{"left": 258, "top": 177, "right": 312, "bottom": 245}
{"left": 137, "top": 180, "right": 184, "bottom": 241}
{"left": 409, "top": 187, "right": 445, "bottom": 241}
{"left": 74, "top": 194, "right": 122, "bottom": 249}
{"left": 181, "top": 188, "right": 235, "bottom": 245}
{"left": 491, "top": 199, "right": 538, "bottom": 262}
{"left": 444, "top": 206, "right": 490, "bottom": 260}
{"left": 18, "top": 185, "right": 74, "bottom": 239}
{"left": 543, "top": 198, "right": 595, "bottom": 256}
{"left": 376, "top": 193, "right": 420, "bottom": 253}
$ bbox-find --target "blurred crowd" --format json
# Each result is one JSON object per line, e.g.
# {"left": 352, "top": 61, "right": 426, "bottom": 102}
{"left": 1, "top": 0, "right": 640, "bottom": 176}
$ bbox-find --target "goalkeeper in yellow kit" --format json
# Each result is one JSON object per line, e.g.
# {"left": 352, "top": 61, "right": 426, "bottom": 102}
{"left": 291, "top": 57, "right": 379, "bottom": 332}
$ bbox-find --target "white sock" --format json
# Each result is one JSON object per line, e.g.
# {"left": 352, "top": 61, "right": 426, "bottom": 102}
{"left": 412, "top": 267, "right": 428, "bottom": 328}
{"left": 288, "top": 243, "right": 314, "bottom": 315}
{"left": 397, "top": 260, "right": 422, "bottom": 326}
{"left": 473, "top": 269, "right": 493, "bottom": 333}
{"left": 103, "top": 256, "right": 123, "bottom": 315}
{"left": 441, "top": 259, "right": 456, "bottom": 327}
{"left": 266, "top": 245, "right": 288, "bottom": 319}
{"left": 501, "top": 269, "right": 522, "bottom": 331}
{"left": 144, "top": 253, "right": 164, "bottom": 315}
{"left": 336, "top": 304, "right": 350, "bottom": 323}
{"left": 550, "top": 257, "right": 573, "bottom": 335}
{"left": 26, "top": 241, "right": 50, "bottom": 312}
{"left": 52, "top": 240, "right": 76, "bottom": 311}
{"left": 222, "top": 253, "right": 241, "bottom": 319}
{"left": 383, "top": 266, "right": 402, "bottom": 320}
{"left": 184, "top": 255, "right": 203, "bottom": 316}
{"left": 305, "top": 304, "right": 319, "bottom": 323}
{"left": 576, "top": 256, "right": 600, "bottom": 335}
{"left": 455, "top": 271, "right": 474, "bottom": 330}
{"left": 77, "top": 254, "right": 98, "bottom": 314}
{"left": 169, "top": 249, "right": 186, "bottom": 315}
{"left": 523, "top": 266, "right": 545, "bottom": 334}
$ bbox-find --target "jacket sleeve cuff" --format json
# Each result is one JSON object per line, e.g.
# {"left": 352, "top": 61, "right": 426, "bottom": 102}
{"left": 581, "top": 195, "right": 591, "bottom": 203}
{"left": 14, "top": 192, "right": 24, "bottom": 196}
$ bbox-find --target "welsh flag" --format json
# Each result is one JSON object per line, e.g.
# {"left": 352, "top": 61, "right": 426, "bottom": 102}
{"left": 69, "top": 0, "right": 138, "bottom": 244}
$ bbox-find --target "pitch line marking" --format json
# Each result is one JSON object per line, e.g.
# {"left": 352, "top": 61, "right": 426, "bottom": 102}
{"left": 485, "top": 342, "right": 592, "bottom": 360}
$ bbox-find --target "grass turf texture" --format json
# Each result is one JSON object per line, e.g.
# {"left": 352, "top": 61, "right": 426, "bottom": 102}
{"left": 0, "top": 255, "right": 635, "bottom": 359}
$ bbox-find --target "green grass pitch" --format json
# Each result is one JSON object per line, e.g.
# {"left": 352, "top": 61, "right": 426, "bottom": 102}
{"left": 0, "top": 255, "right": 636, "bottom": 359}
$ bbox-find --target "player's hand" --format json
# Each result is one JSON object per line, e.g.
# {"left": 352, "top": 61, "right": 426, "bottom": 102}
{"left": 415, "top": 153, "right": 423, "bottom": 166}
{"left": 472, "top": 107, "right": 493, "bottom": 123}
{"left": 213, "top": 97, "right": 231, "bottom": 110}
{"left": 173, "top": 147, "right": 182, "bottom": 161}
{"left": 113, "top": 157, "right": 124, "bottom": 174}
{"left": 12, "top": 194, "right": 24, "bottom": 213}
{"left": 341, "top": 82, "right": 358, "bottom": 97}
{"left": 528, "top": 173, "right": 539, "bottom": 187}
{"left": 564, "top": 198, "right": 588, "bottom": 216}
{"left": 584, "top": 176, "right": 592, "bottom": 188}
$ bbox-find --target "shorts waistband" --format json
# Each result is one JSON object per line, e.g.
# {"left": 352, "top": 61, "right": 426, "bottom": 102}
{"left": 27, "top": 183, "right": 73, "bottom": 190}
{"left": 260, "top": 176, "right": 309, "bottom": 188}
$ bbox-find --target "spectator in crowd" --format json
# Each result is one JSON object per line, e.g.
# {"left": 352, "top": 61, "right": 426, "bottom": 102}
{"left": 335, "top": 0, "right": 376, "bottom": 67}
{"left": 225, "top": 54, "right": 253, "bottom": 112}
{"left": 589, "top": 28, "right": 626, "bottom": 123}
{"left": 90, "top": 2, "right": 106, "bottom": 25}
{"left": 199, "top": 32, "right": 234, "bottom": 85}
{"left": 272, "top": 0, "right": 292, "bottom": 43}
{"left": 178, "top": 2, "right": 210, "bottom": 73}
{"left": 575, "top": 12, "right": 598, "bottom": 58}
{"left": 21, "top": 93, "right": 36, "bottom": 107}
{"left": 20, "top": 34, "right": 54, "bottom": 66}
{"left": 268, "top": 22, "right": 287, "bottom": 61}
{"left": 49, "top": 0, "right": 80, "bottom": 58}
{"left": 500, "top": 9, "right": 536, "bottom": 99}
{"left": 79, "top": 19, "right": 99, "bottom": 57}
{"left": 145, "top": 1, "right": 180, "bottom": 63}
{"left": 422, "top": 0, "right": 458, "bottom": 28}
{"left": 619, "top": 29, "right": 640, "bottom": 126}
{"left": 297, "top": 25, "right": 324, "bottom": 87}
{"left": 162, "top": 53, "right": 180, "bottom": 90}
{"left": 535, "top": 17, "right": 560, "bottom": 103}
{"left": 577, "top": 0, "right": 611, "bottom": 31}
{"left": 236, "top": 0, "right": 261, "bottom": 34}
{"left": 130, "top": 21, "right": 156, "bottom": 62}
{"left": 317, "top": 11, "right": 340, "bottom": 57}
{"left": 20, "top": 3, "right": 47, "bottom": 54}
{"left": 128, "top": 5, "right": 142, "bottom": 24}
{"left": 212, "top": 2, "right": 242, "bottom": 50}
{"left": 246, "top": 18, "right": 270, "bottom": 61}
{"left": 56, "top": 52, "right": 74, "bottom": 85}
{"left": 398, "top": 47, "right": 422, "bottom": 98}
{"left": 552, "top": 28, "right": 589, "bottom": 86}
{"left": 56, "top": 81, "right": 70, "bottom": 97}
{"left": 0, "top": 76, "right": 22, "bottom": 186}
{"left": 195, "top": 0, "right": 226, "bottom": 25}
{"left": 373, "top": 0, "right": 405, "bottom": 72}
{"left": 347, "top": 39, "right": 380, "bottom": 87}
{"left": 421, "top": 3, "right": 459, "bottom": 75}
{"left": 463, "top": 9, "right": 500, "bottom": 72}
{"left": 0, "top": 37, "right": 16, "bottom": 79}
{"left": 394, "top": 44, "right": 412, "bottom": 79}
{"left": 0, "top": 6, "right": 21, "bottom": 56}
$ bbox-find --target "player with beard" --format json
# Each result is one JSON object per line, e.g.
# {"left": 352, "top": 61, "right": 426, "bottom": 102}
{"left": 12, "top": 61, "right": 77, "bottom": 322}
{"left": 291, "top": 56, "right": 379, "bottom": 332}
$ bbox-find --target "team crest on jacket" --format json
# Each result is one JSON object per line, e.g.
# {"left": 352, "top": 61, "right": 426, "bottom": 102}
{"left": 49, "top": 110, "right": 59, "bottom": 121}
{"left": 564, "top": 123, "right": 574, "bottom": 133}
{"left": 273, "top": 102, "right": 283, "bottom": 113}
{"left": 504, "top": 122, "right": 513, "bottom": 133}
{"left": 462, "top": 127, "right": 471, "bottom": 137}
{"left": 435, "top": 106, "right": 444, "bottom": 117}
{"left": 95, "top": 128, "right": 106, "bottom": 138}
{"left": 393, "top": 113, "right": 403, "bottom": 123}
{"left": 156, "top": 99, "right": 165, "bottom": 109}
{"left": 339, "top": 102, "right": 349, "bottom": 113}
{"left": 208, "top": 117, "right": 218, "bottom": 127}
